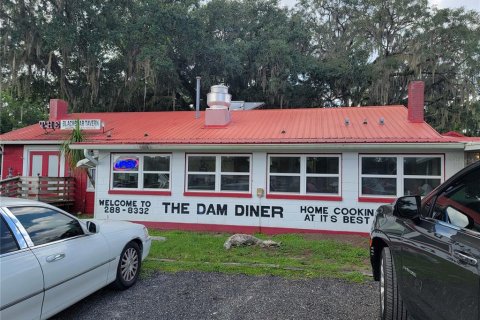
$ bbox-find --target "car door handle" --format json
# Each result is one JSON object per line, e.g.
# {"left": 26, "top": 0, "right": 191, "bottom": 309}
{"left": 46, "top": 253, "right": 66, "bottom": 263}
{"left": 453, "top": 251, "right": 478, "bottom": 266}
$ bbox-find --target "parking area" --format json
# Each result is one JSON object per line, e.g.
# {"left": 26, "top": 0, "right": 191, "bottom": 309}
{"left": 51, "top": 271, "right": 379, "bottom": 320}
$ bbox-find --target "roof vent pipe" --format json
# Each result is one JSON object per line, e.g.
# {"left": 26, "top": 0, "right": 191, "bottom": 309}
{"left": 195, "top": 76, "right": 201, "bottom": 119}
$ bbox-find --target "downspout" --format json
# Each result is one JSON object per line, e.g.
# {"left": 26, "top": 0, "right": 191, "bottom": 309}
{"left": 84, "top": 149, "right": 98, "bottom": 166}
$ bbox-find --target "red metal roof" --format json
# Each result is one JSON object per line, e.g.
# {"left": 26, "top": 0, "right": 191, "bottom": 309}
{"left": 0, "top": 106, "right": 473, "bottom": 145}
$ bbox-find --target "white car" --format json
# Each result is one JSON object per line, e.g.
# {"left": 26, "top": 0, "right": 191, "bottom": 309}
{"left": 0, "top": 197, "right": 151, "bottom": 320}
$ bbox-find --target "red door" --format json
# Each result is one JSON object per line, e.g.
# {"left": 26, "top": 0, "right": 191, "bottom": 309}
{"left": 29, "top": 151, "right": 60, "bottom": 177}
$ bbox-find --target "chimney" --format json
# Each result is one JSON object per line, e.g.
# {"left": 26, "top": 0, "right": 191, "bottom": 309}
{"left": 49, "top": 99, "right": 68, "bottom": 121}
{"left": 205, "top": 85, "right": 231, "bottom": 127}
{"left": 407, "top": 81, "right": 424, "bottom": 123}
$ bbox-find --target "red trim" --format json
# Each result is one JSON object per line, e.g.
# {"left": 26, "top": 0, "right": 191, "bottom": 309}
{"left": 358, "top": 197, "right": 395, "bottom": 203}
{"left": 109, "top": 190, "right": 171, "bottom": 196}
{"left": 266, "top": 194, "right": 342, "bottom": 201}
{"left": 184, "top": 191, "right": 252, "bottom": 198}
{"left": 136, "top": 221, "right": 370, "bottom": 237}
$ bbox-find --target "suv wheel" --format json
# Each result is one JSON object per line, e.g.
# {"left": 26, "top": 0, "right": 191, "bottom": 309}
{"left": 380, "top": 247, "right": 408, "bottom": 320}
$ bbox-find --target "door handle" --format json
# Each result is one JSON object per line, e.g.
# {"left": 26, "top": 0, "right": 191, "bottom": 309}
{"left": 46, "top": 253, "right": 65, "bottom": 263}
{"left": 453, "top": 251, "right": 477, "bottom": 266}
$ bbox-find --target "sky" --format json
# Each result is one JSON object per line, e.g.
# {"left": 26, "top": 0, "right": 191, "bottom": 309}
{"left": 280, "top": 0, "right": 480, "bottom": 12}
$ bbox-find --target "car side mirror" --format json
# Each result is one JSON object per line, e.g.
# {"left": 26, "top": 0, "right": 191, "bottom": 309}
{"left": 86, "top": 221, "right": 99, "bottom": 233}
{"left": 394, "top": 196, "right": 421, "bottom": 220}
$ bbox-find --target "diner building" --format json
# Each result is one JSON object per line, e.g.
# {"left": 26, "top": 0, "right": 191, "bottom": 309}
{"left": 1, "top": 81, "right": 479, "bottom": 235}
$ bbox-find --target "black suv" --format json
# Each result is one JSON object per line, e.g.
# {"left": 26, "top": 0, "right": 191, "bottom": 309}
{"left": 370, "top": 160, "right": 480, "bottom": 320}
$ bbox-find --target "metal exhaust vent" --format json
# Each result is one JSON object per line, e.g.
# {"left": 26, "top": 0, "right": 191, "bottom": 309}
{"left": 207, "top": 85, "right": 231, "bottom": 109}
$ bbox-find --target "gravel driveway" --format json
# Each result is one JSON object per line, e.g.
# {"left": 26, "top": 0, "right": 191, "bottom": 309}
{"left": 51, "top": 272, "right": 379, "bottom": 320}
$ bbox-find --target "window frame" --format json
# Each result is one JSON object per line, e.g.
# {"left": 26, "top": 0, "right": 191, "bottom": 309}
{"left": 185, "top": 153, "right": 252, "bottom": 196}
{"left": 266, "top": 154, "right": 342, "bottom": 200}
{"left": 110, "top": 153, "right": 172, "bottom": 194}
{"left": 7, "top": 206, "right": 85, "bottom": 247}
{"left": 359, "top": 154, "right": 444, "bottom": 202}
{"left": 0, "top": 215, "right": 20, "bottom": 255}
{"left": 427, "top": 166, "right": 480, "bottom": 232}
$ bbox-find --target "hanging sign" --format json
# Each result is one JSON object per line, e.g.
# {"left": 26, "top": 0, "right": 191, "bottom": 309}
{"left": 39, "top": 121, "right": 61, "bottom": 129}
{"left": 60, "top": 119, "right": 102, "bottom": 130}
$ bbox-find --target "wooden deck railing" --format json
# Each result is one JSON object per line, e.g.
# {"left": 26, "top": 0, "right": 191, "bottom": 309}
{"left": 0, "top": 176, "right": 21, "bottom": 197}
{"left": 0, "top": 176, "right": 75, "bottom": 207}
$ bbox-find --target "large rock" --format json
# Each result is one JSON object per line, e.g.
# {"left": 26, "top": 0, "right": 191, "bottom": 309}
{"left": 224, "top": 234, "right": 280, "bottom": 250}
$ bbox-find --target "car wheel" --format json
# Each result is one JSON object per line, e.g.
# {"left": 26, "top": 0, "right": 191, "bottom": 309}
{"left": 113, "top": 241, "right": 141, "bottom": 290}
{"left": 380, "top": 247, "right": 408, "bottom": 320}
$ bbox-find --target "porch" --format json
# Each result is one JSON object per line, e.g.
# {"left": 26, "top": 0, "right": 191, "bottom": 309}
{"left": 0, "top": 176, "right": 75, "bottom": 208}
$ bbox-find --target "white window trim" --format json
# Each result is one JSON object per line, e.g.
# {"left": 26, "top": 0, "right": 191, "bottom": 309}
{"left": 23, "top": 145, "right": 66, "bottom": 177}
{"left": 267, "top": 154, "right": 341, "bottom": 196}
{"left": 110, "top": 154, "right": 171, "bottom": 191}
{"left": 186, "top": 154, "right": 252, "bottom": 193}
{"left": 359, "top": 154, "right": 444, "bottom": 198}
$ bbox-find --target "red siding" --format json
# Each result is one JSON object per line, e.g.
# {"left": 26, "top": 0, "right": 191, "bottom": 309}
{"left": 2, "top": 145, "right": 24, "bottom": 179}
{"left": 85, "top": 191, "right": 95, "bottom": 214}
{"left": 71, "top": 169, "right": 89, "bottom": 213}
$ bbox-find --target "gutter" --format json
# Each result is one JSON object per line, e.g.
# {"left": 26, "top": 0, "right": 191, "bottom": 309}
{"left": 0, "top": 140, "right": 63, "bottom": 145}
{"left": 68, "top": 142, "right": 467, "bottom": 151}
{"left": 465, "top": 142, "right": 480, "bottom": 152}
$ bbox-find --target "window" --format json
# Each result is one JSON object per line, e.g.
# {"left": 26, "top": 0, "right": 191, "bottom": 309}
{"left": 360, "top": 155, "right": 443, "bottom": 198}
{"left": 111, "top": 154, "right": 171, "bottom": 190}
{"left": 361, "top": 157, "right": 397, "bottom": 196}
{"left": 429, "top": 167, "right": 480, "bottom": 231}
{"left": 268, "top": 155, "right": 340, "bottom": 196}
{"left": 9, "top": 206, "right": 84, "bottom": 246}
{"left": 1, "top": 217, "right": 19, "bottom": 254}
{"left": 186, "top": 154, "right": 251, "bottom": 193}
{"left": 403, "top": 157, "right": 442, "bottom": 196}
{"left": 466, "top": 152, "right": 480, "bottom": 166}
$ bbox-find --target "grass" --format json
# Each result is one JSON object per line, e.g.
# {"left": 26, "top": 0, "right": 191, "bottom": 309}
{"left": 142, "top": 230, "right": 371, "bottom": 282}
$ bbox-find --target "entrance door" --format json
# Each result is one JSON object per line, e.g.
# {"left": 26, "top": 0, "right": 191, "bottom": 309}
{"left": 29, "top": 151, "right": 60, "bottom": 177}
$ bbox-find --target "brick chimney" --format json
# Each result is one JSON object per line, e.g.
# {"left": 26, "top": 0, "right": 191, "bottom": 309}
{"left": 407, "top": 81, "right": 424, "bottom": 123}
{"left": 49, "top": 99, "right": 68, "bottom": 121}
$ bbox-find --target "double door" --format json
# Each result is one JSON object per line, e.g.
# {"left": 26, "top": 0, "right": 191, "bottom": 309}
{"left": 29, "top": 151, "right": 60, "bottom": 177}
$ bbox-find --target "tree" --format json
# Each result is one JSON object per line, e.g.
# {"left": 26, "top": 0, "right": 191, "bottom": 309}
{"left": 1, "top": 0, "right": 479, "bottom": 135}
{"left": 0, "top": 92, "right": 47, "bottom": 134}
{"left": 60, "top": 120, "right": 94, "bottom": 187}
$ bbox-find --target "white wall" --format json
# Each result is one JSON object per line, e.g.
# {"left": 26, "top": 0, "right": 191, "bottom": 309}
{"left": 93, "top": 148, "right": 465, "bottom": 234}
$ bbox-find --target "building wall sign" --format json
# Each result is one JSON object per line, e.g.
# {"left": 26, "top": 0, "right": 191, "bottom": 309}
{"left": 93, "top": 150, "right": 465, "bottom": 234}
{"left": 97, "top": 199, "right": 374, "bottom": 227}
{"left": 60, "top": 119, "right": 101, "bottom": 130}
